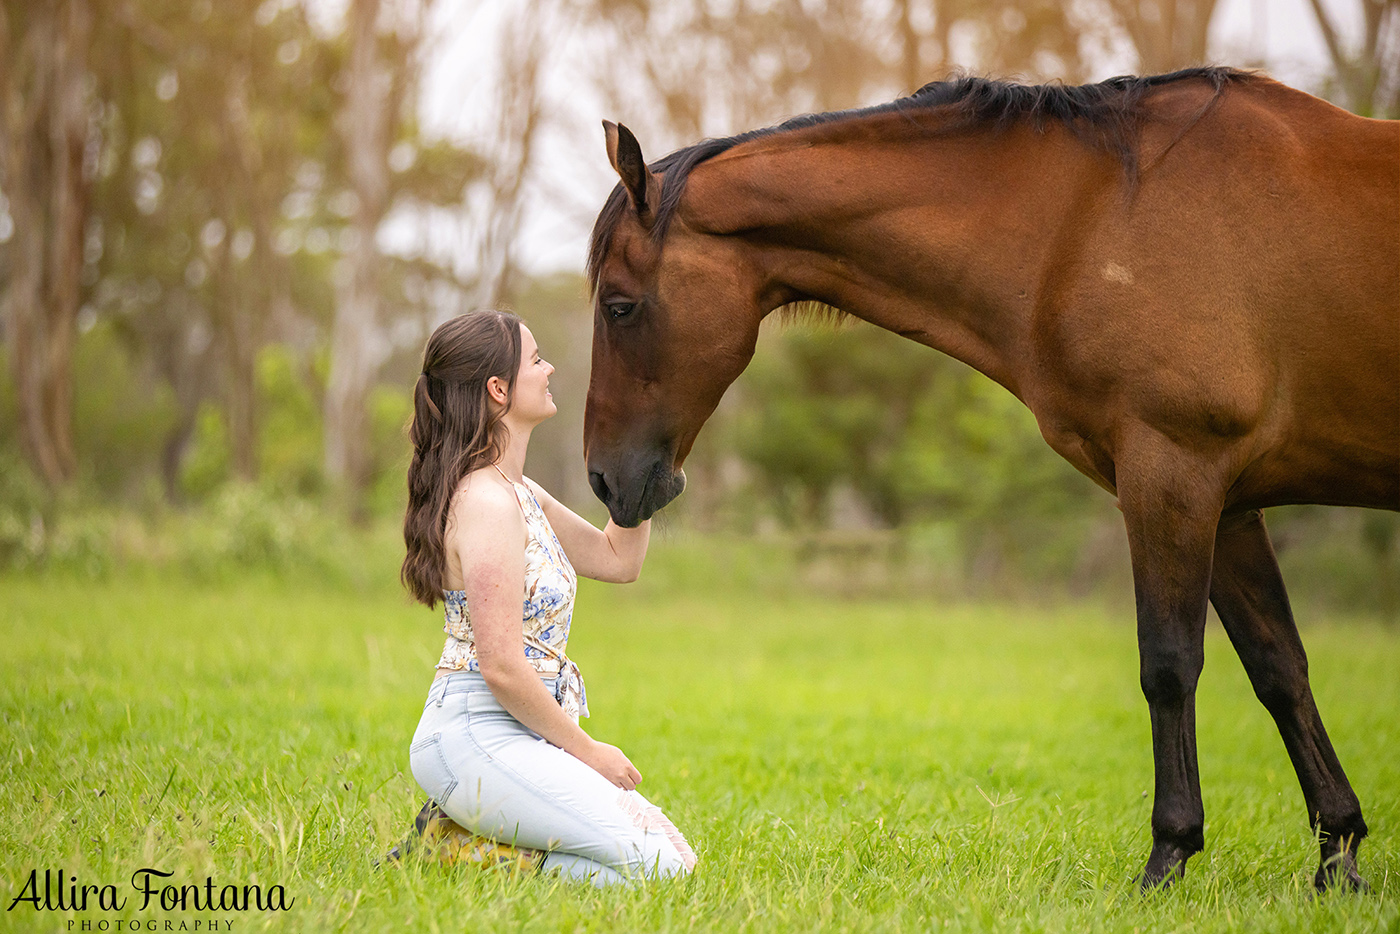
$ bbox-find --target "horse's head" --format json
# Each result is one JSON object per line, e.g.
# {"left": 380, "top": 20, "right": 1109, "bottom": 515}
{"left": 584, "top": 122, "right": 771, "bottom": 526}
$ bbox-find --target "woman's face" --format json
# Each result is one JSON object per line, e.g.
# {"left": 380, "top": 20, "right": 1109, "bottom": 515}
{"left": 510, "top": 324, "right": 557, "bottom": 424}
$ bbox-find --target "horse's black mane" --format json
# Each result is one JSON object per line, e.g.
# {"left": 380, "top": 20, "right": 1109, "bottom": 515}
{"left": 588, "top": 66, "right": 1246, "bottom": 291}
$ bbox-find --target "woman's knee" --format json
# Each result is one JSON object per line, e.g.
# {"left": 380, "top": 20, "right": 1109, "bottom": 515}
{"left": 628, "top": 835, "right": 690, "bottom": 879}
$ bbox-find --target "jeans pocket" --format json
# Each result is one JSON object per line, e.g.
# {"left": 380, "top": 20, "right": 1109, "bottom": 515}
{"left": 465, "top": 690, "right": 537, "bottom": 752}
{"left": 409, "top": 732, "right": 458, "bottom": 804}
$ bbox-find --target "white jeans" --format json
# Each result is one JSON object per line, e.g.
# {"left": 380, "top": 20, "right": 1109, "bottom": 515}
{"left": 409, "top": 671, "right": 694, "bottom": 886}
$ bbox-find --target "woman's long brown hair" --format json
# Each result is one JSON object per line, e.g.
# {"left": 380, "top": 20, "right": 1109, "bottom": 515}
{"left": 402, "top": 311, "right": 523, "bottom": 607}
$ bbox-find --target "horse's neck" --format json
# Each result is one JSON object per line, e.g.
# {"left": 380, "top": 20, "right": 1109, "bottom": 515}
{"left": 688, "top": 124, "right": 1103, "bottom": 398}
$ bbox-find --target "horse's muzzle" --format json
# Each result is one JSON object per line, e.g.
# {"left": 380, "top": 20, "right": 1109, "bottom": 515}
{"left": 587, "top": 453, "right": 686, "bottom": 527}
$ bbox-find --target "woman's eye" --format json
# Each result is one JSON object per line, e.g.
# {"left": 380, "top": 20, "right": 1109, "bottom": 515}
{"left": 606, "top": 302, "right": 636, "bottom": 320}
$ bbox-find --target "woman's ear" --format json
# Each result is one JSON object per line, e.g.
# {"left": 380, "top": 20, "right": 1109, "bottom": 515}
{"left": 486, "top": 375, "right": 510, "bottom": 407}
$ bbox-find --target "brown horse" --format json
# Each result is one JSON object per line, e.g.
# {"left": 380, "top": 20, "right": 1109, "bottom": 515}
{"left": 582, "top": 67, "right": 1399, "bottom": 889}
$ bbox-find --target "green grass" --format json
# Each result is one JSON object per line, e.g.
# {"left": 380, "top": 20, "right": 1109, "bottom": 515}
{"left": 1, "top": 551, "right": 1397, "bottom": 932}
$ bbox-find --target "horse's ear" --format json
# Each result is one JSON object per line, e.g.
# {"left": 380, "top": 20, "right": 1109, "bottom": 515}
{"left": 603, "top": 120, "right": 661, "bottom": 226}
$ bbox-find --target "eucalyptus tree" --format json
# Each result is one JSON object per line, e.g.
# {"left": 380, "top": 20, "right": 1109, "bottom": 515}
{"left": 2, "top": 0, "right": 482, "bottom": 504}
{"left": 1097, "top": 0, "right": 1220, "bottom": 73}
{"left": 1307, "top": 0, "right": 1400, "bottom": 117}
{"left": 0, "top": 0, "right": 94, "bottom": 491}
{"left": 86, "top": 0, "right": 338, "bottom": 489}
{"left": 327, "top": 0, "right": 486, "bottom": 518}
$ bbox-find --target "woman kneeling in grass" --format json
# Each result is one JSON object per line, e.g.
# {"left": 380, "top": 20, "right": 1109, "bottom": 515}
{"left": 399, "top": 310, "right": 696, "bottom": 885}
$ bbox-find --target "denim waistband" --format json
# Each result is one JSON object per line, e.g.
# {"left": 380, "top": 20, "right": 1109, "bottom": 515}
{"left": 424, "top": 670, "right": 559, "bottom": 708}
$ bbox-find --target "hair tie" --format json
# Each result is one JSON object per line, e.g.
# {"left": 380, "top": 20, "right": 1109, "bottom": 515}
{"left": 419, "top": 371, "right": 443, "bottom": 423}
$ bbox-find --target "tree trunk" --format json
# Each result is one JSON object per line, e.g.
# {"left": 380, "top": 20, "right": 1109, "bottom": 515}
{"left": 896, "top": 0, "right": 921, "bottom": 94}
{"left": 0, "top": 0, "right": 92, "bottom": 491}
{"left": 225, "top": 285, "right": 259, "bottom": 481}
{"left": 325, "top": 0, "right": 390, "bottom": 519}
{"left": 1306, "top": 0, "right": 1400, "bottom": 117}
{"left": 1108, "top": 0, "right": 1219, "bottom": 72}
{"left": 219, "top": 61, "right": 269, "bottom": 482}
{"left": 473, "top": 4, "right": 544, "bottom": 311}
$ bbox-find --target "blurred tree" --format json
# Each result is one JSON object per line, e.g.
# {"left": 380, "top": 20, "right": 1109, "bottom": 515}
{"left": 895, "top": 0, "right": 1093, "bottom": 85}
{"left": 326, "top": 0, "right": 406, "bottom": 516}
{"left": 736, "top": 322, "right": 938, "bottom": 527}
{"left": 0, "top": 0, "right": 94, "bottom": 491}
{"left": 1099, "top": 0, "right": 1220, "bottom": 72}
{"left": 732, "top": 322, "right": 1100, "bottom": 532}
{"left": 1307, "top": 0, "right": 1400, "bottom": 117}
{"left": 0, "top": 0, "right": 484, "bottom": 508}
{"left": 471, "top": 1, "right": 548, "bottom": 310}
{"left": 576, "top": 0, "right": 899, "bottom": 147}
{"left": 575, "top": 0, "right": 1094, "bottom": 158}
{"left": 327, "top": 0, "right": 486, "bottom": 519}
{"left": 87, "top": 0, "right": 332, "bottom": 493}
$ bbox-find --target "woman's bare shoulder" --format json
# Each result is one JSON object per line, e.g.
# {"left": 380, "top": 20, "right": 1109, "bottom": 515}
{"left": 446, "top": 467, "right": 522, "bottom": 534}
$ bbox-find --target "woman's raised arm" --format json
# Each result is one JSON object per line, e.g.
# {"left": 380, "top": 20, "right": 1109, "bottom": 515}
{"left": 522, "top": 478, "right": 650, "bottom": 583}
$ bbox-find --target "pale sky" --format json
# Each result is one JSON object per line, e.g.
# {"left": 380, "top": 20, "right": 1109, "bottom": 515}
{"left": 410, "top": 0, "right": 1366, "bottom": 279}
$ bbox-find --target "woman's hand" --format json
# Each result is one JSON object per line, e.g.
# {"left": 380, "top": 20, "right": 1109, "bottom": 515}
{"left": 573, "top": 738, "right": 642, "bottom": 790}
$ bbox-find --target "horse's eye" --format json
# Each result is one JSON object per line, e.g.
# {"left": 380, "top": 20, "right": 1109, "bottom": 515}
{"left": 607, "top": 302, "right": 636, "bottom": 321}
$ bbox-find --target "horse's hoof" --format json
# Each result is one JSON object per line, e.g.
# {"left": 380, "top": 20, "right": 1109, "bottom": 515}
{"left": 1138, "top": 842, "right": 1190, "bottom": 891}
{"left": 1314, "top": 853, "right": 1370, "bottom": 894}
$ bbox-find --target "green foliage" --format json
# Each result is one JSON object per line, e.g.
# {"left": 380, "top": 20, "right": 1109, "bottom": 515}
{"left": 394, "top": 139, "right": 488, "bottom": 207}
{"left": 730, "top": 321, "right": 1104, "bottom": 544}
{"left": 736, "top": 322, "right": 937, "bottom": 525}
{"left": 364, "top": 382, "right": 413, "bottom": 519}
{"left": 192, "top": 483, "right": 323, "bottom": 570}
{"left": 1272, "top": 506, "right": 1400, "bottom": 621}
{"left": 258, "top": 346, "right": 325, "bottom": 499}
{"left": 71, "top": 321, "right": 179, "bottom": 499}
{"left": 178, "top": 403, "right": 232, "bottom": 499}
{"left": 173, "top": 344, "right": 410, "bottom": 511}
{"left": 0, "top": 452, "right": 107, "bottom": 575}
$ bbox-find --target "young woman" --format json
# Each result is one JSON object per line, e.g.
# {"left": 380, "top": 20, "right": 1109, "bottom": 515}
{"left": 401, "top": 310, "right": 696, "bottom": 885}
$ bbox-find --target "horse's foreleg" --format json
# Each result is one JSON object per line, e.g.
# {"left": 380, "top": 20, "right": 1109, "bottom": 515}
{"left": 1209, "top": 509, "right": 1369, "bottom": 892}
{"left": 1117, "top": 443, "right": 1222, "bottom": 889}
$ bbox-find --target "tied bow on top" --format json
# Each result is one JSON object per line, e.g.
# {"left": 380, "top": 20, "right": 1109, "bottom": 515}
{"left": 522, "top": 629, "right": 588, "bottom": 721}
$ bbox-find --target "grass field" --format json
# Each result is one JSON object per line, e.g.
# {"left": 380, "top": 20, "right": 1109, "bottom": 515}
{"left": 2, "top": 546, "right": 1397, "bottom": 933}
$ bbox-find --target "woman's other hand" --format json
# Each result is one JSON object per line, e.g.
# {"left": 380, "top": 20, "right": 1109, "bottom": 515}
{"left": 574, "top": 738, "right": 642, "bottom": 790}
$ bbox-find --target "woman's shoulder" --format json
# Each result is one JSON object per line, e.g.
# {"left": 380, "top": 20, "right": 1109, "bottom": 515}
{"left": 448, "top": 467, "right": 522, "bottom": 522}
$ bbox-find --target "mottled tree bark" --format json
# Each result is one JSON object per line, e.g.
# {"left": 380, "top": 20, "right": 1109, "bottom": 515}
{"left": 325, "top": 0, "right": 392, "bottom": 517}
{"left": 1306, "top": 0, "right": 1400, "bottom": 117}
{"left": 472, "top": 3, "right": 545, "bottom": 312}
{"left": 0, "top": 0, "right": 92, "bottom": 490}
{"left": 896, "top": 0, "right": 921, "bottom": 95}
{"left": 1106, "top": 0, "right": 1219, "bottom": 72}
{"left": 219, "top": 60, "right": 271, "bottom": 482}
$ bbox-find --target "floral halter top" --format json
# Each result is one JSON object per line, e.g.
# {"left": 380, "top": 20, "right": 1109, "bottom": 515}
{"left": 437, "top": 467, "right": 586, "bottom": 718}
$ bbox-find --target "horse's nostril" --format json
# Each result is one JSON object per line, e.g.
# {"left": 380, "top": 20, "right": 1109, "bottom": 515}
{"left": 588, "top": 470, "right": 610, "bottom": 504}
